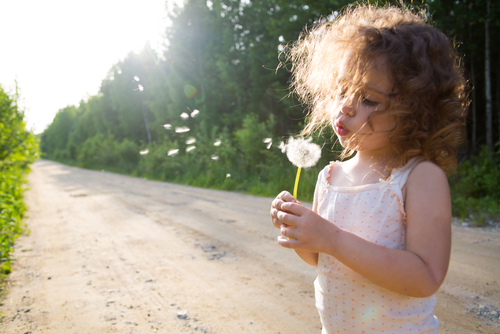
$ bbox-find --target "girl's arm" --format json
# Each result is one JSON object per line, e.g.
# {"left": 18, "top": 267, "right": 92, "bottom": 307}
{"left": 274, "top": 161, "right": 451, "bottom": 298}
{"left": 271, "top": 191, "right": 319, "bottom": 266}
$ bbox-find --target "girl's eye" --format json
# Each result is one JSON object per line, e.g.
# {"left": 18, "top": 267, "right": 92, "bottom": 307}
{"left": 361, "top": 96, "right": 378, "bottom": 107}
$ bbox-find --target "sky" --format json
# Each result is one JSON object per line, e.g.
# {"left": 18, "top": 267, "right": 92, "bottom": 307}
{"left": 0, "top": 0, "right": 176, "bottom": 134}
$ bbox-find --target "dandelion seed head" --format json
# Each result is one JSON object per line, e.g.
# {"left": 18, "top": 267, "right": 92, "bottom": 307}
{"left": 139, "top": 149, "right": 149, "bottom": 155}
{"left": 286, "top": 137, "right": 321, "bottom": 168}
{"left": 168, "top": 149, "right": 179, "bottom": 156}
{"left": 226, "top": 173, "right": 231, "bottom": 178}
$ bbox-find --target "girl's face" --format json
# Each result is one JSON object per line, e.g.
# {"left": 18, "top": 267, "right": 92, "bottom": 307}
{"left": 331, "top": 58, "right": 397, "bottom": 156}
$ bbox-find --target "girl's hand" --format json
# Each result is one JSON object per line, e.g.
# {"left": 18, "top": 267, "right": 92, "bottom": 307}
{"left": 270, "top": 190, "right": 300, "bottom": 229}
{"left": 271, "top": 191, "right": 339, "bottom": 254}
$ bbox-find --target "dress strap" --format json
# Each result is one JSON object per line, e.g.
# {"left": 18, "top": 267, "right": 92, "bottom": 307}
{"left": 392, "top": 157, "right": 423, "bottom": 189}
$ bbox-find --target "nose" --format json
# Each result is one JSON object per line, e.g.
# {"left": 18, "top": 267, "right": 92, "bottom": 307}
{"left": 340, "top": 96, "right": 356, "bottom": 117}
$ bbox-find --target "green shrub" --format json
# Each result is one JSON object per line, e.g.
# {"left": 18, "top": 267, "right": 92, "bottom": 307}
{"left": 449, "top": 146, "right": 500, "bottom": 226}
{"left": 0, "top": 85, "right": 38, "bottom": 280}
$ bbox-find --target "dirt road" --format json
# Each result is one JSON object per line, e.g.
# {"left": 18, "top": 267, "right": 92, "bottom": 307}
{"left": 0, "top": 160, "right": 499, "bottom": 333}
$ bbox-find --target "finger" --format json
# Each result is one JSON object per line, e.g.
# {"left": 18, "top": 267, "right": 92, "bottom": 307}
{"left": 278, "top": 190, "right": 297, "bottom": 203}
{"left": 277, "top": 235, "right": 296, "bottom": 248}
{"left": 280, "top": 202, "right": 307, "bottom": 216}
{"left": 276, "top": 210, "right": 297, "bottom": 226}
{"left": 271, "top": 217, "right": 282, "bottom": 228}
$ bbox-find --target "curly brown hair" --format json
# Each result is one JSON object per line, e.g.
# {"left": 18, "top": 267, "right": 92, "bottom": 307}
{"left": 285, "top": 4, "right": 468, "bottom": 173}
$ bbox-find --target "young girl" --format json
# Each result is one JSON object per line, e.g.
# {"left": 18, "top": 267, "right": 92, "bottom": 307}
{"left": 270, "top": 4, "right": 467, "bottom": 333}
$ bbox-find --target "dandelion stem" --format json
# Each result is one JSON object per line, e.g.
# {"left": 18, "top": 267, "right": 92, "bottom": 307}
{"left": 293, "top": 167, "right": 302, "bottom": 199}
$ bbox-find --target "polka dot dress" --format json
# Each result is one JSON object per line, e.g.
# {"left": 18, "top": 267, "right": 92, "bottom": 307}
{"left": 314, "top": 158, "right": 439, "bottom": 334}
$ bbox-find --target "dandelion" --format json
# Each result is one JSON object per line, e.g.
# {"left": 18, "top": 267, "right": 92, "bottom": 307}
{"left": 175, "top": 126, "right": 190, "bottom": 133}
{"left": 180, "top": 112, "right": 189, "bottom": 119}
{"left": 168, "top": 149, "right": 179, "bottom": 156}
{"left": 214, "top": 140, "right": 221, "bottom": 146}
{"left": 286, "top": 137, "right": 321, "bottom": 199}
{"left": 139, "top": 149, "right": 149, "bottom": 155}
{"left": 163, "top": 124, "right": 172, "bottom": 130}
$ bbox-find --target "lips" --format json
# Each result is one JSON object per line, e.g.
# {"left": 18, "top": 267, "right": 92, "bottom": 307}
{"left": 335, "top": 119, "right": 350, "bottom": 136}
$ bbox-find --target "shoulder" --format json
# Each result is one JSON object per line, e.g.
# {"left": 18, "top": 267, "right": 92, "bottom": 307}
{"left": 408, "top": 160, "right": 448, "bottom": 185}
{"left": 405, "top": 160, "right": 450, "bottom": 206}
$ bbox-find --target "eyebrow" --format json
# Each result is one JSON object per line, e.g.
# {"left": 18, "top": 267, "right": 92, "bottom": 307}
{"left": 364, "top": 84, "right": 396, "bottom": 97}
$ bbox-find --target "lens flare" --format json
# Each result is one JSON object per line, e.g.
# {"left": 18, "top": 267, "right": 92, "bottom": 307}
{"left": 184, "top": 84, "right": 198, "bottom": 99}
{"left": 175, "top": 127, "right": 190, "bottom": 133}
{"left": 168, "top": 149, "right": 179, "bottom": 156}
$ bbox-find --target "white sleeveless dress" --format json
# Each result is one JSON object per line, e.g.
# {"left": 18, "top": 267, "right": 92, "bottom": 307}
{"left": 313, "top": 158, "right": 439, "bottom": 334}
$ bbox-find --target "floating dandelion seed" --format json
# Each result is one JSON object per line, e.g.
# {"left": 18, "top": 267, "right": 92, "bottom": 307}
{"left": 191, "top": 109, "right": 200, "bottom": 117}
{"left": 211, "top": 156, "right": 219, "bottom": 160}
{"left": 139, "top": 149, "right": 149, "bottom": 155}
{"left": 278, "top": 141, "right": 286, "bottom": 153}
{"left": 186, "top": 146, "right": 196, "bottom": 152}
{"left": 138, "top": 84, "right": 144, "bottom": 92}
{"left": 175, "top": 126, "right": 190, "bottom": 133}
{"left": 163, "top": 124, "right": 172, "bottom": 130}
{"left": 286, "top": 137, "right": 322, "bottom": 199}
{"left": 168, "top": 149, "right": 179, "bottom": 156}
{"left": 186, "top": 138, "right": 196, "bottom": 145}
{"left": 226, "top": 173, "right": 231, "bottom": 178}
{"left": 133, "top": 76, "right": 140, "bottom": 81}
{"left": 263, "top": 138, "right": 272, "bottom": 149}
{"left": 180, "top": 112, "right": 189, "bottom": 119}
{"left": 214, "top": 140, "right": 221, "bottom": 146}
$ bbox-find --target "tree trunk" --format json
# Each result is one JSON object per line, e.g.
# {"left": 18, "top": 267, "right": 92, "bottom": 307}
{"left": 471, "top": 58, "right": 477, "bottom": 156}
{"left": 485, "top": 0, "right": 493, "bottom": 151}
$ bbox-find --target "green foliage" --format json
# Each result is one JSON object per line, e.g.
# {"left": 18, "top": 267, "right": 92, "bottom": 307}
{"left": 0, "top": 85, "right": 38, "bottom": 280}
{"left": 449, "top": 146, "right": 500, "bottom": 226}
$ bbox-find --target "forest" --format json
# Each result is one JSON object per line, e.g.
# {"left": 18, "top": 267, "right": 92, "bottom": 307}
{"left": 39, "top": 0, "right": 500, "bottom": 225}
